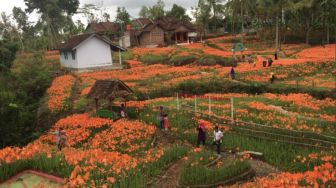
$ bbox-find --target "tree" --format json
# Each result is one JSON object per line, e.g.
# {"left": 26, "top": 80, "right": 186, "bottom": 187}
{"left": 78, "top": 4, "right": 99, "bottom": 23}
{"left": 166, "top": 4, "right": 191, "bottom": 21}
{"left": 138, "top": 0, "right": 165, "bottom": 20}
{"left": 0, "top": 40, "right": 19, "bottom": 71}
{"left": 103, "top": 13, "right": 111, "bottom": 22}
{"left": 139, "top": 6, "right": 150, "bottom": 18}
{"left": 192, "top": 0, "right": 211, "bottom": 35}
{"left": 115, "top": 7, "right": 130, "bottom": 24}
{"left": 149, "top": 0, "right": 165, "bottom": 19}
{"left": 24, "top": 0, "right": 79, "bottom": 48}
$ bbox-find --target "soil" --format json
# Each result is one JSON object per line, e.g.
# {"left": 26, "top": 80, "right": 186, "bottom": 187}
{"left": 150, "top": 159, "right": 186, "bottom": 188}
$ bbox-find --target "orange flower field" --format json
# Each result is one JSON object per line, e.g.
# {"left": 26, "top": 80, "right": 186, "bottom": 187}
{"left": 1, "top": 35, "right": 335, "bottom": 187}
{"left": 47, "top": 75, "right": 76, "bottom": 113}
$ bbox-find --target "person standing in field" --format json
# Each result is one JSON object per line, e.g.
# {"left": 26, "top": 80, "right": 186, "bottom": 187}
{"left": 163, "top": 114, "right": 169, "bottom": 131}
{"left": 230, "top": 67, "right": 236, "bottom": 80}
{"left": 51, "top": 128, "right": 67, "bottom": 151}
{"left": 119, "top": 103, "right": 127, "bottom": 118}
{"left": 157, "top": 106, "right": 164, "bottom": 130}
{"left": 197, "top": 121, "right": 206, "bottom": 147}
{"left": 213, "top": 126, "right": 224, "bottom": 156}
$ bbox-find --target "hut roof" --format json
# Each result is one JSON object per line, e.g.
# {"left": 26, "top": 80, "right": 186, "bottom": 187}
{"left": 87, "top": 79, "right": 133, "bottom": 100}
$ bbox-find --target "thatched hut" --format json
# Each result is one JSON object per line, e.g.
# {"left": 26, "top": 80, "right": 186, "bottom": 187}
{"left": 87, "top": 79, "right": 133, "bottom": 111}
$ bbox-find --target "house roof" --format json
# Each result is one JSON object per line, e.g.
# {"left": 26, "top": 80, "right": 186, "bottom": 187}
{"left": 131, "top": 16, "right": 197, "bottom": 36}
{"left": 58, "top": 33, "right": 126, "bottom": 52}
{"left": 87, "top": 79, "right": 133, "bottom": 100}
{"left": 86, "top": 22, "right": 121, "bottom": 33}
{"left": 156, "top": 16, "right": 197, "bottom": 32}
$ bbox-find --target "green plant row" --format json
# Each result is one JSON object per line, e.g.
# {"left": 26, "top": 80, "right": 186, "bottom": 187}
{"left": 179, "top": 150, "right": 251, "bottom": 186}
{"left": 0, "top": 153, "right": 73, "bottom": 182}
{"left": 113, "top": 145, "right": 189, "bottom": 188}
{"left": 134, "top": 78, "right": 336, "bottom": 101}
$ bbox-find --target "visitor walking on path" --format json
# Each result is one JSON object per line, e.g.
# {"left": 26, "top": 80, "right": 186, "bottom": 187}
{"left": 50, "top": 128, "right": 67, "bottom": 151}
{"left": 230, "top": 67, "right": 235, "bottom": 80}
{"left": 197, "top": 121, "right": 206, "bottom": 147}
{"left": 213, "top": 126, "right": 224, "bottom": 156}
{"left": 163, "top": 114, "right": 169, "bottom": 131}
{"left": 157, "top": 106, "right": 165, "bottom": 130}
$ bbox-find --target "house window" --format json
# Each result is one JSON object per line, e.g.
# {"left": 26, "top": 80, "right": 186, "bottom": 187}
{"left": 71, "top": 51, "right": 76, "bottom": 60}
{"left": 64, "top": 52, "right": 68, "bottom": 60}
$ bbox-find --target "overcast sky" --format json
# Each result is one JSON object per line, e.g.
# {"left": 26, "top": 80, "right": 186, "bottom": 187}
{"left": 0, "top": 0, "right": 197, "bottom": 24}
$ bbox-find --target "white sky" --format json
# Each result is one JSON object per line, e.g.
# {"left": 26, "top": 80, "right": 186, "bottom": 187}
{"left": 0, "top": 0, "right": 197, "bottom": 25}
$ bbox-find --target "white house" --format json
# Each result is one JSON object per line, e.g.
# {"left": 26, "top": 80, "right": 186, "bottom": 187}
{"left": 58, "top": 33, "right": 126, "bottom": 69}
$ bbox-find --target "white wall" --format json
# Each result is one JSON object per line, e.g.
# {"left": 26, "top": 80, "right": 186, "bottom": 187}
{"left": 76, "top": 37, "right": 112, "bottom": 69}
{"left": 60, "top": 51, "right": 77, "bottom": 68}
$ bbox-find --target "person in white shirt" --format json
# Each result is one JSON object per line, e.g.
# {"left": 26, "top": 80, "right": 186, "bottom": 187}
{"left": 213, "top": 126, "right": 223, "bottom": 156}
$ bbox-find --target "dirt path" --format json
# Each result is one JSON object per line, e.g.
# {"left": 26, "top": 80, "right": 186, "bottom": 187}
{"left": 150, "top": 159, "right": 185, "bottom": 188}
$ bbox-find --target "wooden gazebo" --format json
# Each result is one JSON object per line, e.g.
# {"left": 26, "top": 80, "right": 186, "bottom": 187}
{"left": 87, "top": 79, "right": 133, "bottom": 111}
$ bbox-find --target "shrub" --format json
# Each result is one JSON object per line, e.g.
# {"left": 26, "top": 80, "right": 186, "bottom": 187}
{"left": 138, "top": 53, "right": 169, "bottom": 65}
{"left": 121, "top": 51, "right": 133, "bottom": 61}
{"left": 168, "top": 55, "right": 197, "bottom": 66}
{"left": 196, "top": 55, "right": 236, "bottom": 67}
{"left": 204, "top": 41, "right": 223, "bottom": 50}
{"left": 95, "top": 109, "right": 119, "bottom": 120}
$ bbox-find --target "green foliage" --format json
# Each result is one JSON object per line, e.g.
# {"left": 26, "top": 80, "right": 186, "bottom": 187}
{"left": 166, "top": 4, "right": 191, "bottom": 21}
{"left": 180, "top": 150, "right": 251, "bottom": 186}
{"left": 196, "top": 55, "right": 236, "bottom": 67}
{"left": 115, "top": 7, "right": 131, "bottom": 24}
{"left": 121, "top": 51, "right": 134, "bottom": 61}
{"left": 0, "top": 40, "right": 19, "bottom": 71}
{"left": 204, "top": 41, "right": 224, "bottom": 50}
{"left": 95, "top": 109, "right": 119, "bottom": 120}
{"left": 138, "top": 0, "right": 165, "bottom": 19}
{"left": 0, "top": 53, "right": 52, "bottom": 148}
{"left": 138, "top": 53, "right": 169, "bottom": 65}
{"left": 0, "top": 153, "right": 74, "bottom": 182}
{"left": 168, "top": 55, "right": 197, "bottom": 66}
{"left": 116, "top": 146, "right": 189, "bottom": 186}
{"left": 74, "top": 97, "right": 89, "bottom": 111}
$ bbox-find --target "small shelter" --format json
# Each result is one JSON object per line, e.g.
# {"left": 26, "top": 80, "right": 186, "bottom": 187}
{"left": 87, "top": 79, "right": 133, "bottom": 111}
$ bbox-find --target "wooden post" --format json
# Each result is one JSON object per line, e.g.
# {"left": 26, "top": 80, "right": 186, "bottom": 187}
{"left": 175, "top": 32, "right": 177, "bottom": 44}
{"left": 176, "top": 92, "right": 179, "bottom": 111}
{"left": 95, "top": 98, "right": 99, "bottom": 112}
{"left": 312, "top": 80, "right": 315, "bottom": 88}
{"left": 209, "top": 96, "right": 211, "bottom": 115}
{"left": 296, "top": 80, "right": 299, "bottom": 90}
{"left": 119, "top": 49, "right": 122, "bottom": 66}
{"left": 194, "top": 95, "right": 197, "bottom": 113}
{"left": 231, "top": 98, "right": 234, "bottom": 123}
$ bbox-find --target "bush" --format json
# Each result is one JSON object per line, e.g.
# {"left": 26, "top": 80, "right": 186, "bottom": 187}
{"left": 95, "top": 109, "right": 119, "bottom": 120}
{"left": 138, "top": 53, "right": 169, "bottom": 65}
{"left": 168, "top": 55, "right": 197, "bottom": 66}
{"left": 121, "top": 51, "right": 133, "bottom": 61}
{"left": 204, "top": 41, "right": 223, "bottom": 50}
{"left": 196, "top": 55, "right": 236, "bottom": 67}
